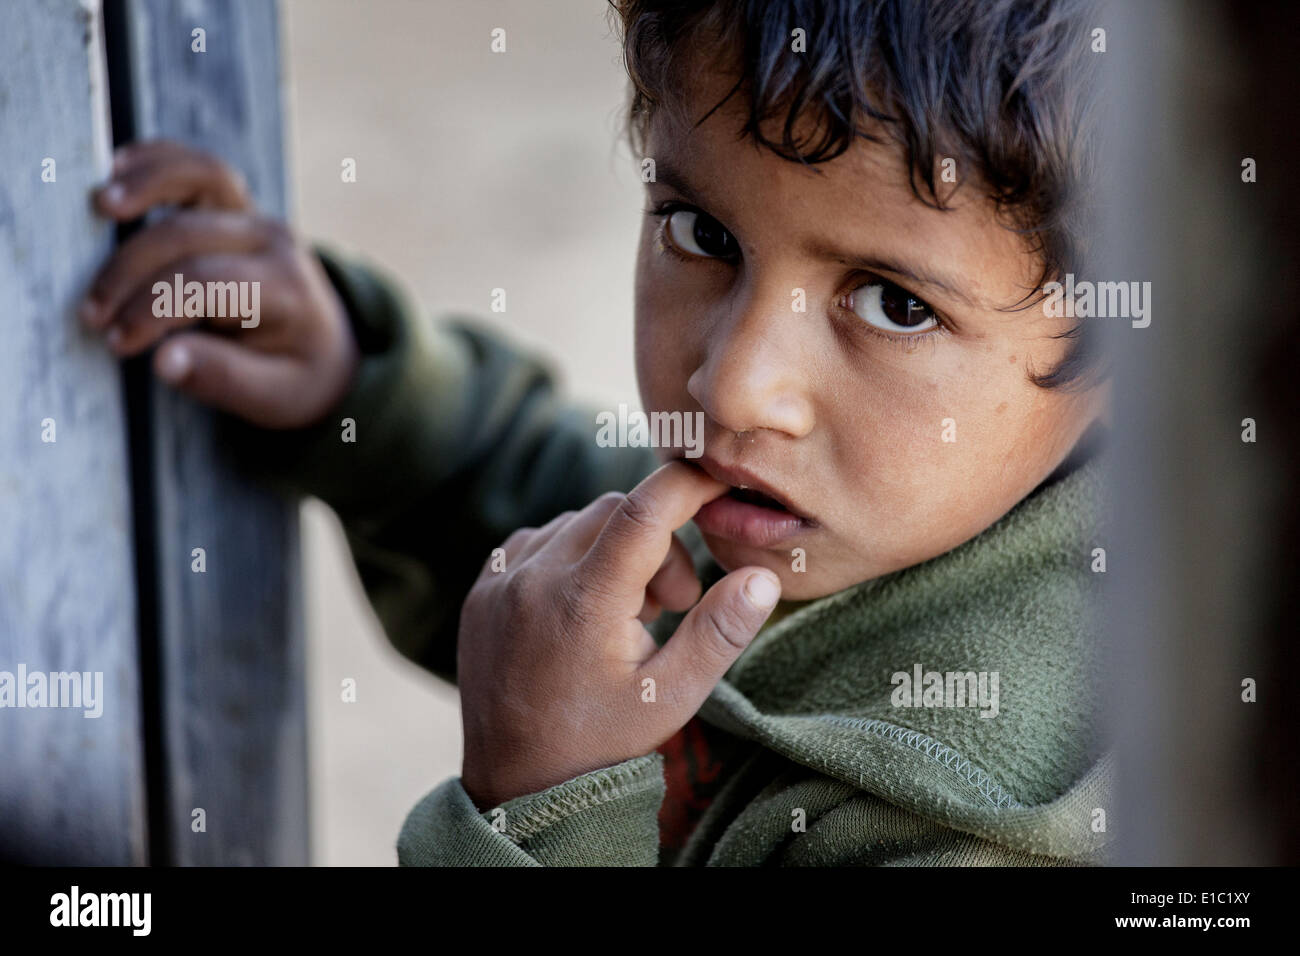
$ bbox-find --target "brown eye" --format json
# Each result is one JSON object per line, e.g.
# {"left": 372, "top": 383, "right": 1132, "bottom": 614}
{"left": 666, "top": 209, "right": 737, "bottom": 259}
{"left": 879, "top": 284, "right": 935, "bottom": 328}
{"left": 845, "top": 281, "right": 940, "bottom": 334}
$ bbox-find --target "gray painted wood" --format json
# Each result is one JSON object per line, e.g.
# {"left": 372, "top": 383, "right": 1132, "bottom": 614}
{"left": 121, "top": 0, "right": 308, "bottom": 865}
{"left": 0, "top": 0, "right": 148, "bottom": 865}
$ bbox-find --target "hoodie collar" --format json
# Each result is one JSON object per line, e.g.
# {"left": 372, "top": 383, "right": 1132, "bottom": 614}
{"left": 653, "top": 445, "right": 1113, "bottom": 862}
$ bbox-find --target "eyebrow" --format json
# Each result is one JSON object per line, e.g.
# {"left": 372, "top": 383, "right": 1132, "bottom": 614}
{"left": 651, "top": 159, "right": 981, "bottom": 311}
{"left": 803, "top": 242, "right": 981, "bottom": 310}
{"left": 652, "top": 160, "right": 722, "bottom": 220}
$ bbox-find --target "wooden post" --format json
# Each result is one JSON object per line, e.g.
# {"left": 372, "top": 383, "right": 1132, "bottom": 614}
{"left": 0, "top": 0, "right": 147, "bottom": 865}
{"left": 1, "top": 0, "right": 306, "bottom": 866}
{"left": 108, "top": 0, "right": 308, "bottom": 866}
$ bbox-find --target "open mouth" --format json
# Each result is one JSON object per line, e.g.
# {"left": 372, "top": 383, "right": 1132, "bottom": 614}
{"left": 693, "top": 480, "right": 810, "bottom": 548}
{"left": 727, "top": 486, "right": 791, "bottom": 512}
{"left": 684, "top": 454, "right": 815, "bottom": 547}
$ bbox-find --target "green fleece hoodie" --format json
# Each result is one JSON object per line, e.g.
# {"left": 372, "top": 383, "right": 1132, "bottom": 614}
{"left": 222, "top": 248, "right": 1114, "bottom": 867}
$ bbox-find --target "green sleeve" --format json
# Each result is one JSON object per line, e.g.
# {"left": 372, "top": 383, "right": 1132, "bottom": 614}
{"left": 396, "top": 755, "right": 666, "bottom": 867}
{"left": 217, "top": 244, "right": 658, "bottom": 683}
{"left": 751, "top": 786, "right": 1089, "bottom": 867}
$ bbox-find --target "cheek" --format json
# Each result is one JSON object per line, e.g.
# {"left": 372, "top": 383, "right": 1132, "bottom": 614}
{"left": 632, "top": 227, "right": 664, "bottom": 406}
{"left": 633, "top": 323, "right": 666, "bottom": 413}
{"left": 828, "top": 376, "right": 952, "bottom": 504}
{"left": 633, "top": 233, "right": 704, "bottom": 410}
{"left": 826, "top": 354, "right": 1028, "bottom": 512}
{"left": 836, "top": 353, "right": 982, "bottom": 447}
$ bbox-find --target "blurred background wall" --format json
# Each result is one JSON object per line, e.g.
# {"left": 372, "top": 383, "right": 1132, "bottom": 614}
{"left": 1099, "top": 0, "right": 1299, "bottom": 865}
{"left": 281, "top": 0, "right": 643, "bottom": 865}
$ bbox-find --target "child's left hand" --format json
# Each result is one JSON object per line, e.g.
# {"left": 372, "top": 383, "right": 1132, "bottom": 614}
{"left": 457, "top": 460, "right": 783, "bottom": 809}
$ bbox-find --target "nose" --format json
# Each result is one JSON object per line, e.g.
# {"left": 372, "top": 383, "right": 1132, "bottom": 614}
{"left": 686, "top": 279, "right": 816, "bottom": 439}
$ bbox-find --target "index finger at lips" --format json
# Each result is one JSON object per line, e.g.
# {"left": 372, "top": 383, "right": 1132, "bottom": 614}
{"left": 98, "top": 141, "right": 252, "bottom": 219}
{"left": 577, "top": 461, "right": 727, "bottom": 600}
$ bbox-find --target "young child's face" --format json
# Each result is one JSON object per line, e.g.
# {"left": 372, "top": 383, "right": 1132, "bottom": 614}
{"left": 635, "top": 66, "right": 1105, "bottom": 600}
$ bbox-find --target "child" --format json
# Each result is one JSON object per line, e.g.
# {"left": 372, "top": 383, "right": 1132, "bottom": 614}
{"left": 81, "top": 0, "right": 1111, "bottom": 865}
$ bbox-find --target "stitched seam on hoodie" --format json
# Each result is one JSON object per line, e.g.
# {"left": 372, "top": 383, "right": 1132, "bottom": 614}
{"left": 490, "top": 755, "right": 662, "bottom": 845}
{"left": 820, "top": 715, "right": 1024, "bottom": 809}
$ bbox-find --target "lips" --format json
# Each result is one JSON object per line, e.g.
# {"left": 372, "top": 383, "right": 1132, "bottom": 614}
{"left": 687, "top": 454, "right": 815, "bottom": 548}
{"left": 690, "top": 456, "right": 808, "bottom": 518}
{"left": 728, "top": 486, "right": 788, "bottom": 510}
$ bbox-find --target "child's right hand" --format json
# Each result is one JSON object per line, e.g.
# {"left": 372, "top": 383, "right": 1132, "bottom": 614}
{"left": 80, "top": 140, "right": 360, "bottom": 429}
{"left": 456, "top": 461, "right": 783, "bottom": 809}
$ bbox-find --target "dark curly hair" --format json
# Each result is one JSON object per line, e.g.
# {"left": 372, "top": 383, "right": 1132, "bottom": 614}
{"left": 608, "top": 0, "right": 1104, "bottom": 389}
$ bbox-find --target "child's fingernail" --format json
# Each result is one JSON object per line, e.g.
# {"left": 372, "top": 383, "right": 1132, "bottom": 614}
{"left": 104, "top": 326, "right": 122, "bottom": 349}
{"left": 78, "top": 299, "right": 100, "bottom": 326}
{"left": 157, "top": 344, "right": 191, "bottom": 382}
{"left": 743, "top": 572, "right": 780, "bottom": 610}
{"left": 101, "top": 182, "right": 125, "bottom": 205}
